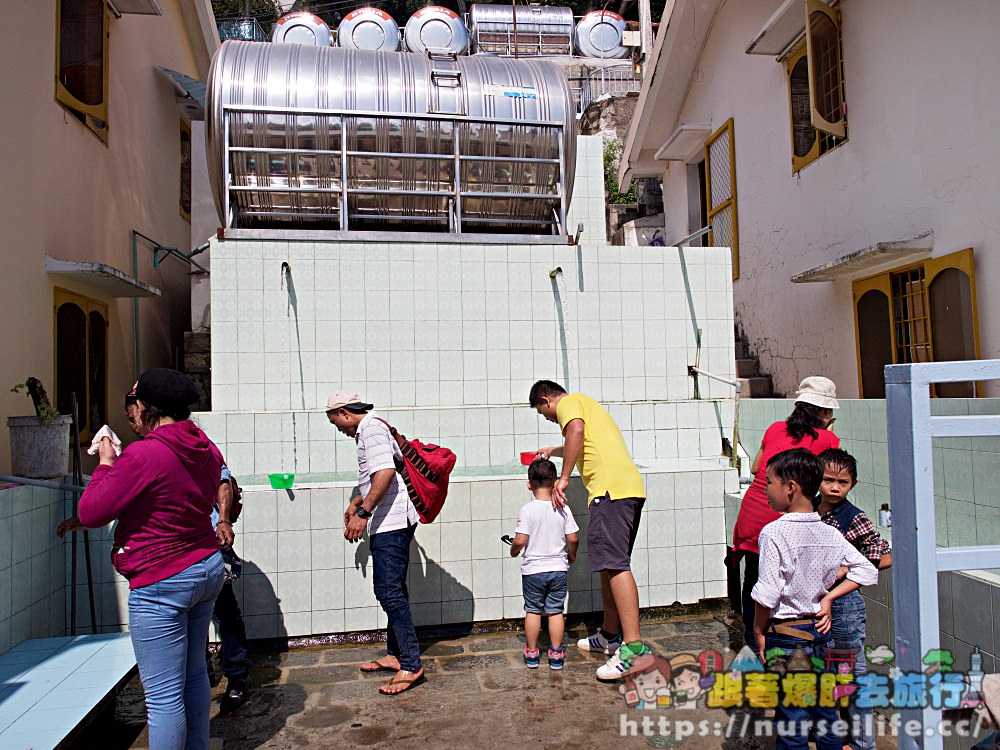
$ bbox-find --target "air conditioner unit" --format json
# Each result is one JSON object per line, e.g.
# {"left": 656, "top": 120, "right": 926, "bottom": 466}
{"left": 108, "top": 0, "right": 163, "bottom": 15}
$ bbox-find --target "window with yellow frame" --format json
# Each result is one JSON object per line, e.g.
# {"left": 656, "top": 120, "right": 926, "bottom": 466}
{"left": 852, "top": 249, "right": 981, "bottom": 399}
{"left": 56, "top": 0, "right": 109, "bottom": 143}
{"left": 54, "top": 288, "right": 109, "bottom": 440}
{"left": 704, "top": 119, "right": 740, "bottom": 280}
{"left": 784, "top": 0, "right": 847, "bottom": 172}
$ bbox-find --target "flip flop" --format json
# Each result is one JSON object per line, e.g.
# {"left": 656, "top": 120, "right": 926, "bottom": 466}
{"left": 378, "top": 669, "right": 426, "bottom": 696}
{"left": 360, "top": 658, "right": 400, "bottom": 673}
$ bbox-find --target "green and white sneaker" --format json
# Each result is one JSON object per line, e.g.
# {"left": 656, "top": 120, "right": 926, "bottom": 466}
{"left": 595, "top": 642, "right": 651, "bottom": 681}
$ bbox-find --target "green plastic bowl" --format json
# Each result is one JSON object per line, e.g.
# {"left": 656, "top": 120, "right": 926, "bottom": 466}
{"left": 268, "top": 472, "right": 294, "bottom": 490}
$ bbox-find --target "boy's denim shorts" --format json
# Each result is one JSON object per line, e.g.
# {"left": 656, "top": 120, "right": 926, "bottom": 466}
{"left": 522, "top": 571, "right": 568, "bottom": 615}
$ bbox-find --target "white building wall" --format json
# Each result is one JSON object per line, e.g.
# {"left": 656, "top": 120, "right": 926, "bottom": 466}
{"left": 656, "top": 0, "right": 1000, "bottom": 397}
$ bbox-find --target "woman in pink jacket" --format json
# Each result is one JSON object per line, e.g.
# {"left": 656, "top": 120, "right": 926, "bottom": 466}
{"left": 79, "top": 369, "right": 223, "bottom": 750}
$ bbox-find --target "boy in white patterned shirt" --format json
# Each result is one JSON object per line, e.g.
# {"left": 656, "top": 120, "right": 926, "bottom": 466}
{"left": 752, "top": 448, "right": 877, "bottom": 750}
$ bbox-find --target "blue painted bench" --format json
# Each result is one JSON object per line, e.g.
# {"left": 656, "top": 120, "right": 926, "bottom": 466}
{"left": 0, "top": 633, "right": 137, "bottom": 749}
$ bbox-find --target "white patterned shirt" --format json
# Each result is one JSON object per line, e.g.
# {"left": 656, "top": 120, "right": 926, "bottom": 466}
{"left": 355, "top": 413, "right": 418, "bottom": 535}
{"left": 752, "top": 512, "right": 877, "bottom": 620}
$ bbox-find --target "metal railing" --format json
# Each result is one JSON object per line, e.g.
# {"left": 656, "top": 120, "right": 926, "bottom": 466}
{"left": 577, "top": 62, "right": 642, "bottom": 114}
{"left": 217, "top": 17, "right": 268, "bottom": 42}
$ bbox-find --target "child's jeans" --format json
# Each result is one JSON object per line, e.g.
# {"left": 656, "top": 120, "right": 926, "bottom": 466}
{"left": 831, "top": 590, "right": 874, "bottom": 750}
{"left": 522, "top": 571, "right": 568, "bottom": 614}
{"left": 765, "top": 619, "right": 840, "bottom": 750}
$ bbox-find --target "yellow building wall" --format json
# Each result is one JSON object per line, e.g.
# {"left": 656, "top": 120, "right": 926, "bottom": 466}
{"left": 0, "top": 1, "right": 214, "bottom": 474}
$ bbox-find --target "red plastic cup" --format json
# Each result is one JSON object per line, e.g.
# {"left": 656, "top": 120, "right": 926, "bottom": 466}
{"left": 520, "top": 451, "right": 536, "bottom": 466}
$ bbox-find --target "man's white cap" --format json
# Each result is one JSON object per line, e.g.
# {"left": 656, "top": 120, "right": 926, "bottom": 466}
{"left": 324, "top": 389, "right": 373, "bottom": 413}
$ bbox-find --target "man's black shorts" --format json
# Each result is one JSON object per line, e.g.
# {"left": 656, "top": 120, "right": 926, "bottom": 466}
{"left": 587, "top": 494, "right": 644, "bottom": 573}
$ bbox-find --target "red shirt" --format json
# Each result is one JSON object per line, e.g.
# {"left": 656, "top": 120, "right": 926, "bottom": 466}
{"left": 732, "top": 421, "right": 840, "bottom": 555}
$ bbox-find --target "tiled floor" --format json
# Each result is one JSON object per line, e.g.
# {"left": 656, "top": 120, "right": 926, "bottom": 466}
{"left": 0, "top": 633, "right": 136, "bottom": 750}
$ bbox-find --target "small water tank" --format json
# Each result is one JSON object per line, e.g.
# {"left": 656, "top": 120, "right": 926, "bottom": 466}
{"left": 575, "top": 10, "right": 628, "bottom": 59}
{"left": 469, "top": 4, "right": 575, "bottom": 57}
{"left": 206, "top": 41, "right": 575, "bottom": 233}
{"left": 403, "top": 6, "right": 470, "bottom": 55}
{"left": 337, "top": 7, "right": 400, "bottom": 51}
{"left": 270, "top": 11, "right": 333, "bottom": 46}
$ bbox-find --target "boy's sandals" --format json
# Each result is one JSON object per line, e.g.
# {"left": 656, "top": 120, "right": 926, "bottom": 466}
{"left": 360, "top": 656, "right": 400, "bottom": 673}
{"left": 379, "top": 668, "right": 426, "bottom": 696}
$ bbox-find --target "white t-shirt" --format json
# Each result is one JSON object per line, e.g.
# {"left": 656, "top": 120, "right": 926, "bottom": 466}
{"left": 513, "top": 497, "right": 580, "bottom": 575}
{"left": 354, "top": 413, "right": 418, "bottom": 535}
{"left": 751, "top": 512, "right": 877, "bottom": 620}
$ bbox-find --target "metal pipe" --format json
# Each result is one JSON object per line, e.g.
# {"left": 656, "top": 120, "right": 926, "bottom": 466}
{"left": 0, "top": 475, "right": 86, "bottom": 492}
{"left": 676, "top": 225, "right": 712, "bottom": 247}
{"left": 688, "top": 366, "right": 741, "bottom": 392}
{"left": 132, "top": 231, "right": 140, "bottom": 379}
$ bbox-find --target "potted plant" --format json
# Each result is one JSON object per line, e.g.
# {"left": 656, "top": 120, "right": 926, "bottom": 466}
{"left": 8, "top": 377, "right": 72, "bottom": 478}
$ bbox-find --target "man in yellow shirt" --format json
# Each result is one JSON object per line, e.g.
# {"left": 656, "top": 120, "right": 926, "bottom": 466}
{"left": 530, "top": 379, "right": 650, "bottom": 681}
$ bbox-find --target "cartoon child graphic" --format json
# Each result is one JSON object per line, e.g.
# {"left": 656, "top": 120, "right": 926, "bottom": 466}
{"left": 620, "top": 654, "right": 672, "bottom": 710}
{"left": 669, "top": 654, "right": 708, "bottom": 709}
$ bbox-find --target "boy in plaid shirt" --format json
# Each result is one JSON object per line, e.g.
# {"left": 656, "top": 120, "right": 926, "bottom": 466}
{"left": 817, "top": 449, "right": 892, "bottom": 750}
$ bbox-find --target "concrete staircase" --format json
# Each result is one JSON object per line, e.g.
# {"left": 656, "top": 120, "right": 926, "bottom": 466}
{"left": 735, "top": 329, "right": 776, "bottom": 398}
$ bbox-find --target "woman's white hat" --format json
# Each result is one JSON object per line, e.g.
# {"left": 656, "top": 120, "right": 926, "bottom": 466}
{"left": 794, "top": 376, "right": 839, "bottom": 410}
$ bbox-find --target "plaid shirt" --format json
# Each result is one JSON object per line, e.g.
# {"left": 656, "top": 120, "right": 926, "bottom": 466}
{"left": 821, "top": 502, "right": 891, "bottom": 564}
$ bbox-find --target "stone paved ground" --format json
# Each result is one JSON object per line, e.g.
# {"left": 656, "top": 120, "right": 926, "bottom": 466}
{"left": 70, "top": 607, "right": 902, "bottom": 750}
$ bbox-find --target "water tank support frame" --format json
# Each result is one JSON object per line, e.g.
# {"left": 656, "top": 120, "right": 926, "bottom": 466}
{"left": 221, "top": 103, "right": 569, "bottom": 235}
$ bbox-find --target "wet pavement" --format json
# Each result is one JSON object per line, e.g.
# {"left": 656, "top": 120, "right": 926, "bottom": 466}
{"left": 70, "top": 605, "right": 901, "bottom": 750}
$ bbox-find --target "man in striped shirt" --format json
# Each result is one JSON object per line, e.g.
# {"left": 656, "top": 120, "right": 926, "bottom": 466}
{"left": 327, "top": 390, "right": 425, "bottom": 696}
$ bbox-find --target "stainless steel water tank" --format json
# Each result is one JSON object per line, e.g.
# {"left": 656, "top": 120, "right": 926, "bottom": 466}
{"left": 575, "top": 10, "right": 628, "bottom": 59}
{"left": 269, "top": 11, "right": 333, "bottom": 46}
{"left": 469, "top": 4, "right": 575, "bottom": 56}
{"left": 403, "top": 6, "right": 470, "bottom": 55}
{"left": 337, "top": 7, "right": 400, "bottom": 52}
{"left": 206, "top": 40, "right": 575, "bottom": 233}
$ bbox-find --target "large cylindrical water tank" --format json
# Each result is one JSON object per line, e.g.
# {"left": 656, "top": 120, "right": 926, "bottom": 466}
{"left": 403, "top": 6, "right": 470, "bottom": 55}
{"left": 469, "top": 3, "right": 575, "bottom": 56}
{"left": 575, "top": 10, "right": 628, "bottom": 59}
{"left": 206, "top": 41, "right": 575, "bottom": 233}
{"left": 269, "top": 11, "right": 333, "bottom": 46}
{"left": 337, "top": 7, "right": 400, "bottom": 51}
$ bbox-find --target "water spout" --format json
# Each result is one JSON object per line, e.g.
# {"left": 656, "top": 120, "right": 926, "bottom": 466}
{"left": 549, "top": 267, "right": 572, "bottom": 391}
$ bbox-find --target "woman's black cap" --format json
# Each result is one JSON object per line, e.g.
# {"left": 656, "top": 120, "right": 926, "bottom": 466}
{"left": 134, "top": 368, "right": 199, "bottom": 410}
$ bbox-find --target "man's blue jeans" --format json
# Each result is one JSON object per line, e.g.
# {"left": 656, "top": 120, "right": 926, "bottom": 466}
{"left": 831, "top": 590, "right": 874, "bottom": 750}
{"left": 370, "top": 524, "right": 422, "bottom": 672}
{"left": 765, "top": 620, "right": 840, "bottom": 750}
{"left": 129, "top": 553, "right": 225, "bottom": 750}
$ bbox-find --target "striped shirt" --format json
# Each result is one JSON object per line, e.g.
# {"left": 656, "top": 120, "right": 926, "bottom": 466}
{"left": 355, "top": 413, "right": 417, "bottom": 535}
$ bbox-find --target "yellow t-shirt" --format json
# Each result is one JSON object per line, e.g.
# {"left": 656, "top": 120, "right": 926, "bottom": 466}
{"left": 556, "top": 393, "right": 645, "bottom": 503}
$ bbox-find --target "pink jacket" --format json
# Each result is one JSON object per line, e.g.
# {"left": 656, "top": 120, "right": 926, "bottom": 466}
{"left": 79, "top": 421, "right": 222, "bottom": 589}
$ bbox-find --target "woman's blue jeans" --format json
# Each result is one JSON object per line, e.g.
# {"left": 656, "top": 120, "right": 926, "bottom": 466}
{"left": 370, "top": 524, "right": 422, "bottom": 672}
{"left": 765, "top": 620, "right": 840, "bottom": 750}
{"left": 129, "top": 552, "right": 225, "bottom": 750}
{"left": 831, "top": 590, "right": 874, "bottom": 750}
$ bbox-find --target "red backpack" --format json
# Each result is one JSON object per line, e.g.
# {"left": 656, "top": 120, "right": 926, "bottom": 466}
{"left": 376, "top": 419, "right": 457, "bottom": 524}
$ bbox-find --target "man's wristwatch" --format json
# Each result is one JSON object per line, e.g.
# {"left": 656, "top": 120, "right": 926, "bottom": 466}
{"left": 355, "top": 506, "right": 372, "bottom": 519}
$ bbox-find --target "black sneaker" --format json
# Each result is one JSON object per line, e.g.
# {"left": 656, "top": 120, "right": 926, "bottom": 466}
{"left": 219, "top": 678, "right": 248, "bottom": 714}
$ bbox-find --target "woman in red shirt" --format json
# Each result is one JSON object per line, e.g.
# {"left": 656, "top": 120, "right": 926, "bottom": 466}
{"left": 731, "top": 376, "right": 840, "bottom": 646}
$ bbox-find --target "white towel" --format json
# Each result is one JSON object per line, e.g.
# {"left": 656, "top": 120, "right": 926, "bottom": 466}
{"left": 88, "top": 425, "right": 123, "bottom": 457}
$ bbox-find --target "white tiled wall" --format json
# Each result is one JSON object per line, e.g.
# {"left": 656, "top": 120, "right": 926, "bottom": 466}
{"left": 0, "top": 483, "right": 70, "bottom": 655}
{"left": 214, "top": 467, "right": 735, "bottom": 639}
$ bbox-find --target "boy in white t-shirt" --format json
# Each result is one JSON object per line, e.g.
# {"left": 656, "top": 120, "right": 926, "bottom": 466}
{"left": 510, "top": 458, "right": 580, "bottom": 670}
